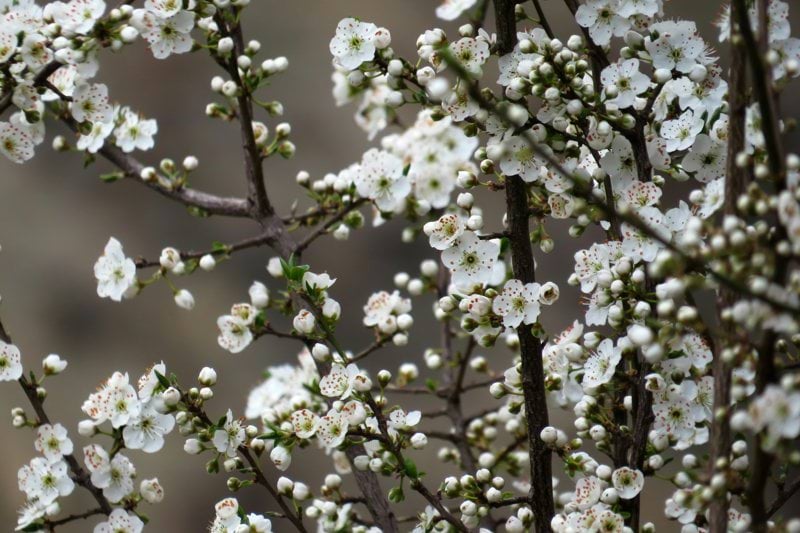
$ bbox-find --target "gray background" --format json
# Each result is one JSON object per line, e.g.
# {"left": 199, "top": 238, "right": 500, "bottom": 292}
{"left": 0, "top": 1, "right": 798, "bottom": 531}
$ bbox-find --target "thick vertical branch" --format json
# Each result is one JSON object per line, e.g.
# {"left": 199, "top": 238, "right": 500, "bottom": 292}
{"left": 735, "top": 1, "right": 788, "bottom": 529}
{"left": 494, "top": 2, "right": 555, "bottom": 529}
{"left": 708, "top": 4, "right": 748, "bottom": 529}
{"left": 733, "top": 0, "right": 784, "bottom": 180}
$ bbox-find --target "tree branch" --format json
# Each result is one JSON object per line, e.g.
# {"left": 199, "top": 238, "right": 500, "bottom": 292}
{"left": 0, "top": 317, "right": 114, "bottom": 523}
{"left": 59, "top": 115, "right": 252, "bottom": 217}
{"left": 708, "top": 4, "right": 749, "bottom": 528}
{"left": 493, "top": 2, "right": 555, "bottom": 530}
{"left": 216, "top": 10, "right": 273, "bottom": 220}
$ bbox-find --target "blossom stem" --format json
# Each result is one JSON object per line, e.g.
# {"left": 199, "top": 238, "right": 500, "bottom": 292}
{"left": 44, "top": 508, "right": 105, "bottom": 530}
{"left": 530, "top": 0, "right": 555, "bottom": 40}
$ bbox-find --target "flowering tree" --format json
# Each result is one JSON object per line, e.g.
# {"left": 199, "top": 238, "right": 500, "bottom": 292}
{"left": 1, "top": 0, "right": 800, "bottom": 531}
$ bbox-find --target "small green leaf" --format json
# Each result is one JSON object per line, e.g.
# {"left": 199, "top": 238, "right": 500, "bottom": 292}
{"left": 99, "top": 171, "right": 125, "bottom": 183}
{"left": 154, "top": 371, "right": 170, "bottom": 389}
{"left": 425, "top": 378, "right": 438, "bottom": 392}
{"left": 404, "top": 458, "right": 419, "bottom": 479}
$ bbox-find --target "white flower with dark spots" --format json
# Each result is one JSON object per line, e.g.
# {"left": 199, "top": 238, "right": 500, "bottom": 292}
{"left": 0, "top": 340, "right": 23, "bottom": 381}
{"left": 17, "top": 457, "right": 74, "bottom": 505}
{"left": 449, "top": 37, "right": 489, "bottom": 73}
{"left": 114, "top": 108, "right": 158, "bottom": 153}
{"left": 35, "top": 423, "right": 73, "bottom": 463}
{"left": 600, "top": 59, "right": 650, "bottom": 108}
{"left": 329, "top": 18, "right": 378, "bottom": 70}
{"left": 94, "top": 237, "right": 137, "bottom": 302}
{"left": 611, "top": 467, "right": 644, "bottom": 499}
{"left": 492, "top": 278, "right": 542, "bottom": 329}
{"left": 582, "top": 338, "right": 621, "bottom": 389}
{"left": 217, "top": 314, "right": 253, "bottom": 354}
{"left": 93, "top": 508, "right": 144, "bottom": 533}
{"left": 71, "top": 83, "right": 113, "bottom": 124}
{"left": 291, "top": 409, "right": 320, "bottom": 439}
{"left": 645, "top": 20, "right": 706, "bottom": 73}
{"left": 131, "top": 9, "right": 194, "bottom": 59}
{"left": 661, "top": 109, "right": 704, "bottom": 152}
{"left": 423, "top": 213, "right": 465, "bottom": 250}
{"left": 212, "top": 409, "right": 245, "bottom": 458}
{"left": 682, "top": 133, "right": 726, "bottom": 183}
{"left": 441, "top": 231, "right": 500, "bottom": 288}
{"left": 354, "top": 148, "right": 409, "bottom": 212}
{"left": 317, "top": 409, "right": 349, "bottom": 450}
{"left": 0, "top": 121, "right": 35, "bottom": 163}
{"left": 575, "top": 0, "right": 630, "bottom": 46}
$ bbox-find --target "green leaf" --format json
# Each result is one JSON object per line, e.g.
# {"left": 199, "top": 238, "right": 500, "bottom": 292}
{"left": 154, "top": 370, "right": 170, "bottom": 389}
{"left": 99, "top": 171, "right": 125, "bottom": 183}
{"left": 404, "top": 458, "right": 419, "bottom": 479}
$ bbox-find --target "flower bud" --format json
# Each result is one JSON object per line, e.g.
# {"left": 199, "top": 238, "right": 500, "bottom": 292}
{"left": 140, "top": 478, "right": 164, "bottom": 504}
{"left": 292, "top": 310, "right": 316, "bottom": 334}
{"left": 198, "top": 367, "right": 217, "bottom": 386}
{"left": 184, "top": 438, "right": 203, "bottom": 455}
{"left": 42, "top": 354, "right": 67, "bottom": 375}
{"left": 78, "top": 419, "right": 96, "bottom": 437}
{"left": 174, "top": 289, "right": 195, "bottom": 311}
{"left": 270, "top": 445, "right": 292, "bottom": 471}
{"left": 159, "top": 247, "right": 181, "bottom": 270}
{"left": 292, "top": 482, "right": 310, "bottom": 500}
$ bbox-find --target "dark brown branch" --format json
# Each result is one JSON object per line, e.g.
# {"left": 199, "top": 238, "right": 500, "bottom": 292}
{"left": 733, "top": 0, "right": 785, "bottom": 181}
{"left": 364, "top": 396, "right": 467, "bottom": 532}
{"left": 530, "top": 0, "right": 554, "bottom": 39}
{"left": 59, "top": 116, "right": 252, "bottom": 217}
{"left": 708, "top": 4, "right": 749, "bottom": 528}
{"left": 294, "top": 199, "right": 367, "bottom": 255}
{"left": 134, "top": 231, "right": 275, "bottom": 268}
{"left": 493, "top": 2, "right": 555, "bottom": 531}
{"left": 739, "top": 1, "right": 790, "bottom": 528}
{"left": 767, "top": 476, "right": 800, "bottom": 518}
{"left": 218, "top": 9, "right": 273, "bottom": 220}
{"left": 44, "top": 508, "right": 104, "bottom": 530}
{"left": 239, "top": 447, "right": 308, "bottom": 532}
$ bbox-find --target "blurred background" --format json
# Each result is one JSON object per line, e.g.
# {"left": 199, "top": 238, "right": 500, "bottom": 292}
{"left": 1, "top": 1, "right": 799, "bottom": 531}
